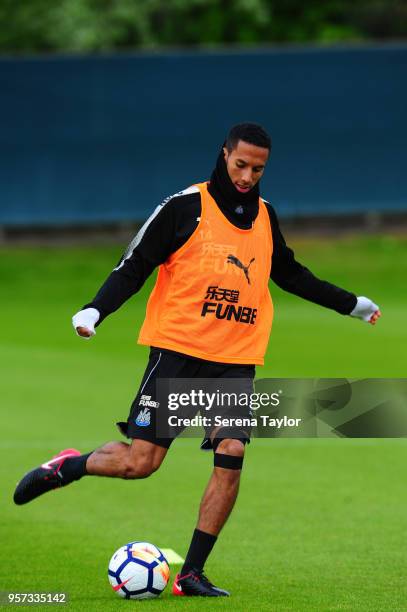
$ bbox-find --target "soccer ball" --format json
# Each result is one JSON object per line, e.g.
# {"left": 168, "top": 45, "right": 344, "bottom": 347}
{"left": 108, "top": 541, "right": 170, "bottom": 599}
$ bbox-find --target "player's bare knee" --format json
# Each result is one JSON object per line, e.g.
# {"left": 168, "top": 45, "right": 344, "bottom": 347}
{"left": 123, "top": 440, "right": 166, "bottom": 479}
{"left": 216, "top": 438, "right": 245, "bottom": 458}
{"left": 122, "top": 453, "right": 157, "bottom": 479}
{"left": 122, "top": 460, "right": 152, "bottom": 479}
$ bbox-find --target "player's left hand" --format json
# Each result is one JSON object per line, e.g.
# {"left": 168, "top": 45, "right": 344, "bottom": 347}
{"left": 350, "top": 296, "right": 381, "bottom": 325}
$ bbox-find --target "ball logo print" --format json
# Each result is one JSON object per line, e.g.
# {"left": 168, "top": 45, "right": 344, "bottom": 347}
{"left": 108, "top": 542, "right": 170, "bottom": 599}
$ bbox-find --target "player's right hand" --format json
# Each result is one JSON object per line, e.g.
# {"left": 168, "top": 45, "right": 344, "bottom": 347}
{"left": 72, "top": 307, "right": 100, "bottom": 339}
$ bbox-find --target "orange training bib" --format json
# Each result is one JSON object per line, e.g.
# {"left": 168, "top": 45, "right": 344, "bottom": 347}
{"left": 138, "top": 182, "right": 274, "bottom": 365}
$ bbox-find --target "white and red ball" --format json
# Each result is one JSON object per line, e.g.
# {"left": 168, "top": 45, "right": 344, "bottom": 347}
{"left": 108, "top": 541, "right": 170, "bottom": 599}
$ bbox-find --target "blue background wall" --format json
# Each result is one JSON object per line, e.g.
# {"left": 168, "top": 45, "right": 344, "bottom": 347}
{"left": 1, "top": 44, "right": 406, "bottom": 225}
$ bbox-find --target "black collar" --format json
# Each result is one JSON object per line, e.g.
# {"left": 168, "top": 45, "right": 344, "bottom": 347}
{"left": 207, "top": 148, "right": 260, "bottom": 229}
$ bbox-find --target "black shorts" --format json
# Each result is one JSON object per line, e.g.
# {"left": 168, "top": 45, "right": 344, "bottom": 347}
{"left": 117, "top": 348, "right": 255, "bottom": 449}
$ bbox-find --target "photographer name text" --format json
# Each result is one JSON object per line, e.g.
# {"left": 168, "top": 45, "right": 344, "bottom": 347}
{"left": 167, "top": 415, "right": 301, "bottom": 428}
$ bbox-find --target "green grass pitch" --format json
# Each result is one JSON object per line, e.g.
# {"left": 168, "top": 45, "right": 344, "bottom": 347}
{"left": 1, "top": 234, "right": 407, "bottom": 611}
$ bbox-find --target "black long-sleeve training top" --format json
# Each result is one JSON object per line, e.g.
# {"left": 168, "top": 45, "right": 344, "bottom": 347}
{"left": 84, "top": 185, "right": 357, "bottom": 324}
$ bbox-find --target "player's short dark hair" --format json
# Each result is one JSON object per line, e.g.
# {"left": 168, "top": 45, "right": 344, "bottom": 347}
{"left": 226, "top": 123, "right": 271, "bottom": 153}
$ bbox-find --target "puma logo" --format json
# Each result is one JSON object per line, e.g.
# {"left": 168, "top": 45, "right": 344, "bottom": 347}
{"left": 227, "top": 255, "right": 255, "bottom": 284}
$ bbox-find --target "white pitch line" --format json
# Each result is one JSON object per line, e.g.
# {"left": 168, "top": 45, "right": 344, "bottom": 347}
{"left": 160, "top": 549, "right": 185, "bottom": 564}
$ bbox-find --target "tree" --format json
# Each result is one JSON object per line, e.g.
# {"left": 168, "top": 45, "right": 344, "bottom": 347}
{"left": 0, "top": 0, "right": 405, "bottom": 54}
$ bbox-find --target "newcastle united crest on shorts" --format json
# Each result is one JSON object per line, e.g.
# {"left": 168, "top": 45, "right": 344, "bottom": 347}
{"left": 135, "top": 408, "right": 151, "bottom": 427}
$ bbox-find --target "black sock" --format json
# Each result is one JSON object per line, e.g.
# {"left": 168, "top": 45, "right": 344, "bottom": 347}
{"left": 59, "top": 453, "right": 92, "bottom": 484}
{"left": 181, "top": 529, "right": 217, "bottom": 574}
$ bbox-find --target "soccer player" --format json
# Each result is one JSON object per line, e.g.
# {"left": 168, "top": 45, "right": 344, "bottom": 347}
{"left": 14, "top": 123, "right": 381, "bottom": 597}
